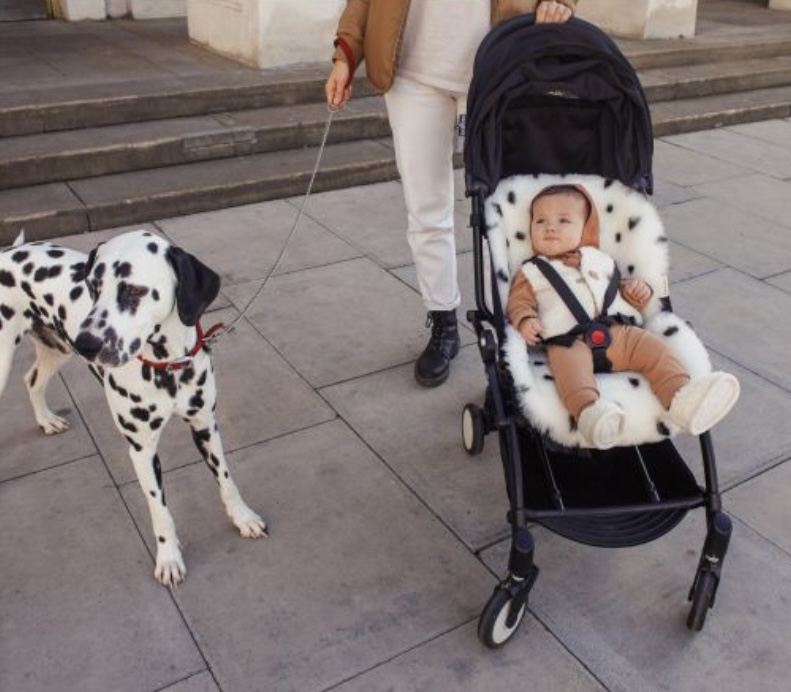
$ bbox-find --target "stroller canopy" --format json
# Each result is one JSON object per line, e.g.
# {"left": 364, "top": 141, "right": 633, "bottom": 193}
{"left": 464, "top": 16, "right": 653, "bottom": 197}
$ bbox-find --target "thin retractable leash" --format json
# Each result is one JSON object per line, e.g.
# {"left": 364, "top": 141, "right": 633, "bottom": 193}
{"left": 202, "top": 103, "right": 339, "bottom": 349}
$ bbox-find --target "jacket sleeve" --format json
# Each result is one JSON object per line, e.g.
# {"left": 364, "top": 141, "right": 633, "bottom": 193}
{"left": 506, "top": 271, "right": 540, "bottom": 328}
{"left": 332, "top": 0, "right": 369, "bottom": 71}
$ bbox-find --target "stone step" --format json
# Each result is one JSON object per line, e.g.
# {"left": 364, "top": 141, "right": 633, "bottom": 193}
{"left": 2, "top": 56, "right": 790, "bottom": 191}
{"left": 3, "top": 82, "right": 791, "bottom": 244}
{"left": 0, "top": 98, "right": 389, "bottom": 189}
{"left": 0, "top": 138, "right": 399, "bottom": 244}
{"left": 2, "top": 31, "right": 789, "bottom": 138}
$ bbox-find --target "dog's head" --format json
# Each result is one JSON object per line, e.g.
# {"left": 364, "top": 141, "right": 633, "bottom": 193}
{"left": 74, "top": 230, "right": 220, "bottom": 367}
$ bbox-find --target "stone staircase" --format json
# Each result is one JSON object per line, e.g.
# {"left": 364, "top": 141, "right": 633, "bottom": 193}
{"left": 2, "top": 21, "right": 791, "bottom": 243}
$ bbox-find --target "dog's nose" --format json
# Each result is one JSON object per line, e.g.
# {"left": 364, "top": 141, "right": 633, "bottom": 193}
{"left": 74, "top": 332, "right": 103, "bottom": 360}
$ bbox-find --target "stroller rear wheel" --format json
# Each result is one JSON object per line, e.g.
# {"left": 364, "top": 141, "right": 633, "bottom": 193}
{"left": 462, "top": 403, "right": 486, "bottom": 455}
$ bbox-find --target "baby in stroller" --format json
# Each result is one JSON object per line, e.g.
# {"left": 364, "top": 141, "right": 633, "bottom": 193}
{"left": 506, "top": 184, "right": 740, "bottom": 450}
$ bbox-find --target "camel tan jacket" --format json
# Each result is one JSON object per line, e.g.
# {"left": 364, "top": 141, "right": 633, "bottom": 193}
{"left": 332, "top": 0, "right": 579, "bottom": 93}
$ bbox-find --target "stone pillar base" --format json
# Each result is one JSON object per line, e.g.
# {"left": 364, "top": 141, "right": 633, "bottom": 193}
{"left": 58, "top": 0, "right": 105, "bottom": 20}
{"left": 131, "top": 0, "right": 186, "bottom": 19}
{"left": 578, "top": 0, "right": 698, "bottom": 39}
{"left": 187, "top": 0, "right": 343, "bottom": 69}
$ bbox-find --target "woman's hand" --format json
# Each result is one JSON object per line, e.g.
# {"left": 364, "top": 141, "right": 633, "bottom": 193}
{"left": 536, "top": 0, "right": 573, "bottom": 24}
{"left": 325, "top": 60, "right": 353, "bottom": 110}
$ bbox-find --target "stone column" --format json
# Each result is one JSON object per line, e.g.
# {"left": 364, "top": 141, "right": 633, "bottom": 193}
{"left": 130, "top": 0, "right": 186, "bottom": 18}
{"left": 58, "top": 0, "right": 106, "bottom": 20}
{"left": 578, "top": 0, "right": 698, "bottom": 39}
{"left": 187, "top": 0, "right": 344, "bottom": 69}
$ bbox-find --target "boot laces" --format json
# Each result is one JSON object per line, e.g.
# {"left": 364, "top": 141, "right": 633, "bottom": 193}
{"left": 426, "top": 312, "right": 445, "bottom": 348}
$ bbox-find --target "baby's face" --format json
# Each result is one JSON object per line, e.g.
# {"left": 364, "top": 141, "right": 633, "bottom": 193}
{"left": 530, "top": 192, "right": 587, "bottom": 257}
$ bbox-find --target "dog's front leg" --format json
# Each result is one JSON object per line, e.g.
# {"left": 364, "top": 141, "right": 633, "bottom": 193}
{"left": 190, "top": 419, "right": 267, "bottom": 539}
{"left": 128, "top": 440, "right": 187, "bottom": 587}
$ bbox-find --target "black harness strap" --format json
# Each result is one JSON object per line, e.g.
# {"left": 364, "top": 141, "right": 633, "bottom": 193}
{"left": 529, "top": 256, "right": 622, "bottom": 373}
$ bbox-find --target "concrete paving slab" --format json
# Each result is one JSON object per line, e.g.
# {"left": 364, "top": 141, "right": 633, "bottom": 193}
{"left": 693, "top": 172, "right": 791, "bottom": 229}
{"left": 662, "top": 195, "right": 791, "bottom": 278}
{"left": 652, "top": 139, "right": 745, "bottom": 187}
{"left": 672, "top": 268, "right": 791, "bottom": 391}
{"left": 0, "top": 342, "right": 96, "bottom": 483}
{"left": 650, "top": 177, "right": 699, "bottom": 208}
{"left": 322, "top": 348, "right": 509, "bottom": 551}
{"left": 726, "top": 118, "right": 791, "bottom": 149}
{"left": 664, "top": 126, "right": 791, "bottom": 179}
{"left": 667, "top": 239, "right": 723, "bottom": 283}
{"left": 728, "top": 460, "right": 791, "bottom": 555}
{"left": 60, "top": 308, "right": 334, "bottom": 485}
{"left": 332, "top": 619, "right": 605, "bottom": 692}
{"left": 767, "top": 270, "right": 791, "bottom": 293}
{"left": 224, "top": 257, "right": 433, "bottom": 388}
{"left": 481, "top": 510, "right": 791, "bottom": 692}
{"left": 157, "top": 198, "right": 361, "bottom": 286}
{"left": 0, "top": 457, "right": 204, "bottom": 692}
{"left": 299, "top": 179, "right": 473, "bottom": 270}
{"left": 161, "top": 672, "right": 220, "bottom": 692}
{"left": 122, "top": 420, "right": 495, "bottom": 692}
{"left": 670, "top": 351, "right": 791, "bottom": 489}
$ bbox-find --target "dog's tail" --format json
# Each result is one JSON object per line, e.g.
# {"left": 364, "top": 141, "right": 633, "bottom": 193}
{"left": 13, "top": 230, "right": 26, "bottom": 247}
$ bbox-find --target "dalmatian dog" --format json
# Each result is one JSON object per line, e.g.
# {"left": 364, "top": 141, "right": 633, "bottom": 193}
{"left": 0, "top": 230, "right": 266, "bottom": 586}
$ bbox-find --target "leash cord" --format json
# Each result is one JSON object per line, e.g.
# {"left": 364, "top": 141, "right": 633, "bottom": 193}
{"left": 206, "top": 106, "right": 337, "bottom": 346}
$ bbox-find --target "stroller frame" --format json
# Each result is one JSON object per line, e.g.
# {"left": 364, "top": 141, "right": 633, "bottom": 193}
{"left": 464, "top": 195, "right": 731, "bottom": 647}
{"left": 460, "top": 15, "right": 733, "bottom": 648}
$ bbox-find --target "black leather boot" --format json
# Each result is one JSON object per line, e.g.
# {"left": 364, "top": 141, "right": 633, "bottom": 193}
{"left": 414, "top": 310, "right": 460, "bottom": 387}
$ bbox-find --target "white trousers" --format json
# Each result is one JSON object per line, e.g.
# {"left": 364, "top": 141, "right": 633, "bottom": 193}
{"left": 385, "top": 76, "right": 463, "bottom": 312}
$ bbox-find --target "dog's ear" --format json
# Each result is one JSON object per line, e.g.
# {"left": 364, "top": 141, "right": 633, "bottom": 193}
{"left": 166, "top": 246, "right": 221, "bottom": 326}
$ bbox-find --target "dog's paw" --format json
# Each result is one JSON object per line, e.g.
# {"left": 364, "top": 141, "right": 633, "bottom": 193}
{"left": 231, "top": 504, "right": 268, "bottom": 539}
{"left": 38, "top": 413, "right": 70, "bottom": 435}
{"left": 154, "top": 553, "right": 187, "bottom": 588}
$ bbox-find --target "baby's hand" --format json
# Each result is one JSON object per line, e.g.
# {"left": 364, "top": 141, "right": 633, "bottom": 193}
{"left": 519, "top": 317, "right": 543, "bottom": 346}
{"left": 621, "top": 278, "right": 652, "bottom": 306}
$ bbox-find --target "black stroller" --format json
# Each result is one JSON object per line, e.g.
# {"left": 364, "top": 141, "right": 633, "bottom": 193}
{"left": 460, "top": 15, "right": 733, "bottom": 648}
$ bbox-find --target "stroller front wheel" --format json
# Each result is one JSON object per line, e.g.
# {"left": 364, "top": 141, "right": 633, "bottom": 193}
{"left": 462, "top": 403, "right": 486, "bottom": 455}
{"left": 478, "top": 582, "right": 528, "bottom": 648}
{"left": 687, "top": 569, "right": 717, "bottom": 631}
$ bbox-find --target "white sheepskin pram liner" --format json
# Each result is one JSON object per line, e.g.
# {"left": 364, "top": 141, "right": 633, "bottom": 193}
{"left": 487, "top": 174, "right": 712, "bottom": 447}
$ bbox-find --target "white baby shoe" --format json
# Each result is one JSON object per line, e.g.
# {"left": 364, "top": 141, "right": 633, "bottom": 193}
{"left": 578, "top": 399, "right": 626, "bottom": 449}
{"left": 667, "top": 372, "right": 740, "bottom": 435}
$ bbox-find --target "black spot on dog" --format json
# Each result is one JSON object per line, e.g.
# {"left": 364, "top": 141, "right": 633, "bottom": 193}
{"left": 615, "top": 233, "right": 622, "bottom": 243}
{"left": 629, "top": 377, "right": 640, "bottom": 387}
{"left": 1, "top": 304, "right": 14, "bottom": 320}
{"left": 152, "top": 289, "right": 160, "bottom": 301}
{"left": 197, "top": 370, "right": 208, "bottom": 387}
{"left": 158, "top": 536, "right": 166, "bottom": 543}
{"left": 627, "top": 265, "right": 635, "bottom": 275}
{"left": 628, "top": 217, "right": 640, "bottom": 230}
{"left": 114, "top": 261, "right": 132, "bottom": 279}
{"left": 493, "top": 203, "right": 503, "bottom": 217}
{"left": 117, "top": 414, "right": 138, "bottom": 433}
{"left": 147, "top": 242, "right": 158, "bottom": 254}
{"left": 116, "top": 281, "right": 149, "bottom": 315}
{"left": 497, "top": 269, "right": 509, "bottom": 283}
{"left": 507, "top": 190, "right": 516, "bottom": 204}
{"left": 70, "top": 262, "right": 87, "bottom": 283}
{"left": 663, "top": 326, "right": 679, "bottom": 337}
{"left": 29, "top": 368, "right": 38, "bottom": 388}
{"left": 604, "top": 179, "right": 614, "bottom": 188}
{"left": 46, "top": 249, "right": 65, "bottom": 259}
{"left": 543, "top": 374, "right": 555, "bottom": 381}
{"left": 0, "top": 270, "right": 16, "bottom": 287}
{"left": 130, "top": 407, "right": 150, "bottom": 422}
{"left": 22, "top": 262, "right": 34, "bottom": 276}
{"left": 515, "top": 231, "right": 526, "bottom": 241}
{"left": 606, "top": 204, "right": 614, "bottom": 213}
{"left": 657, "top": 236, "right": 668, "bottom": 243}
{"left": 150, "top": 417, "right": 164, "bottom": 431}
{"left": 657, "top": 421, "right": 671, "bottom": 437}
{"left": 69, "top": 285, "right": 84, "bottom": 302}
{"left": 124, "top": 435, "right": 143, "bottom": 452}
{"left": 569, "top": 414, "right": 578, "bottom": 432}
{"left": 33, "top": 265, "right": 62, "bottom": 282}
{"left": 11, "top": 250, "right": 29, "bottom": 264}
{"left": 44, "top": 293, "right": 55, "bottom": 306}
